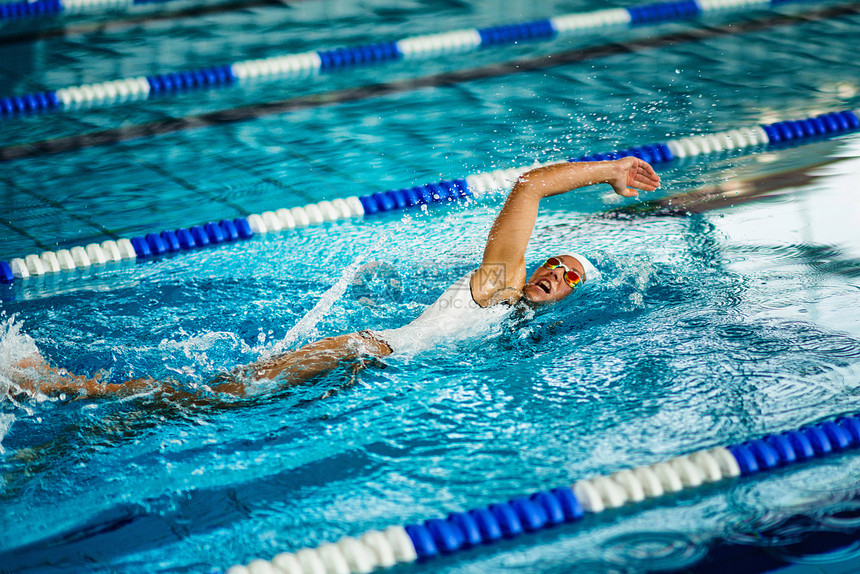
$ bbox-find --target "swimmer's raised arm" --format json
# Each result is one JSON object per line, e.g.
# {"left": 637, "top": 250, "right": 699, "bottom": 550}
{"left": 471, "top": 158, "right": 660, "bottom": 305}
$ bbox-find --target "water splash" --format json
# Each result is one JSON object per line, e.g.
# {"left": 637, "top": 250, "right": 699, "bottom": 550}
{"left": 0, "top": 315, "right": 40, "bottom": 373}
{"left": 158, "top": 328, "right": 258, "bottom": 379}
{"left": 0, "top": 314, "right": 43, "bottom": 413}
{"left": 262, "top": 249, "right": 370, "bottom": 359}
{"left": 257, "top": 224, "right": 409, "bottom": 361}
{"left": 0, "top": 412, "right": 14, "bottom": 454}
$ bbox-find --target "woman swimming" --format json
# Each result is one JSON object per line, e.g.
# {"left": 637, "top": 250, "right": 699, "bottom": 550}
{"left": 6, "top": 157, "right": 659, "bottom": 400}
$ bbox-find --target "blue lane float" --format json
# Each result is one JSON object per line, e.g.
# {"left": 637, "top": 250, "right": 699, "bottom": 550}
{"left": 0, "top": 0, "right": 226, "bottom": 21}
{"left": 127, "top": 218, "right": 252, "bottom": 259}
{"left": 223, "top": 411, "right": 860, "bottom": 573}
{"left": 0, "top": 0, "right": 63, "bottom": 21}
{"left": 402, "top": 487, "right": 586, "bottom": 562}
{"left": 628, "top": 0, "right": 701, "bottom": 25}
{"left": 0, "top": 261, "right": 14, "bottom": 284}
{"left": 0, "top": 0, "right": 827, "bottom": 118}
{"left": 2, "top": 109, "right": 858, "bottom": 285}
{"left": 145, "top": 65, "right": 236, "bottom": 95}
{"left": 728, "top": 419, "right": 857, "bottom": 475}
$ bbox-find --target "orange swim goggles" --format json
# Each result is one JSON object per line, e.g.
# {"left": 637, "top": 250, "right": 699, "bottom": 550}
{"left": 542, "top": 257, "right": 583, "bottom": 291}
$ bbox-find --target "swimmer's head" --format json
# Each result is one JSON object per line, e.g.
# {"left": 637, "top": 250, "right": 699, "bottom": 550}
{"left": 522, "top": 253, "right": 600, "bottom": 305}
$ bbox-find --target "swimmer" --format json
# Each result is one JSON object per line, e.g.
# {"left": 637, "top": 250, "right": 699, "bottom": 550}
{"left": 6, "top": 158, "right": 659, "bottom": 401}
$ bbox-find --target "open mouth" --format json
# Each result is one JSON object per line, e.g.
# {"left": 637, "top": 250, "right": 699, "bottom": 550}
{"left": 537, "top": 279, "right": 551, "bottom": 294}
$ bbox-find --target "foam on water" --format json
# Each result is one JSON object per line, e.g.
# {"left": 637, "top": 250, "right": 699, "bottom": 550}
{"left": 158, "top": 329, "right": 258, "bottom": 382}
{"left": 0, "top": 314, "right": 45, "bottom": 449}
{"left": 0, "top": 314, "right": 43, "bottom": 402}
{"left": 0, "top": 412, "right": 14, "bottom": 455}
{"left": 0, "top": 315, "right": 40, "bottom": 373}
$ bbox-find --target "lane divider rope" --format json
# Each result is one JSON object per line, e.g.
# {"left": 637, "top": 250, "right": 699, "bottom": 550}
{"left": 0, "top": 0, "right": 818, "bottom": 118}
{"left": 221, "top": 411, "right": 860, "bottom": 573}
{"left": 0, "top": 0, "right": 188, "bottom": 22}
{"left": 1, "top": 109, "right": 857, "bottom": 286}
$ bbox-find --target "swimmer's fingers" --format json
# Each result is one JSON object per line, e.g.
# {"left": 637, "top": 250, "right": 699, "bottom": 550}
{"left": 608, "top": 157, "right": 660, "bottom": 197}
{"left": 611, "top": 158, "right": 660, "bottom": 197}
{"left": 627, "top": 160, "right": 660, "bottom": 191}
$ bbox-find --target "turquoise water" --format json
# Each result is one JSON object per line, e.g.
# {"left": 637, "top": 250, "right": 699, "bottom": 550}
{"left": 1, "top": 1, "right": 860, "bottom": 572}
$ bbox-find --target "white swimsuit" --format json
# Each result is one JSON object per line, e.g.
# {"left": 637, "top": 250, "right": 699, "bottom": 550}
{"left": 370, "top": 272, "right": 513, "bottom": 355}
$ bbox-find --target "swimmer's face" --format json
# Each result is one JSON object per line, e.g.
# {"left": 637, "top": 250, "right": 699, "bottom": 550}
{"left": 522, "top": 254, "right": 585, "bottom": 305}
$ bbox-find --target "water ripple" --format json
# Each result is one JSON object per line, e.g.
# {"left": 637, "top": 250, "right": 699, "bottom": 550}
{"left": 602, "top": 531, "right": 708, "bottom": 571}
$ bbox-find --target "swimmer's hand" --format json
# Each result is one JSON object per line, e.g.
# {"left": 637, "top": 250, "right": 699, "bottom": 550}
{"left": 605, "top": 157, "right": 661, "bottom": 198}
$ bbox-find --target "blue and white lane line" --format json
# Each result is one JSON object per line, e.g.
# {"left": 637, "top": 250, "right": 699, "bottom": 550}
{"left": 0, "top": 0, "right": 794, "bottom": 23}
{"left": 0, "top": 0, "right": 183, "bottom": 22}
{"left": 0, "top": 0, "right": 815, "bottom": 118}
{"left": 1, "top": 109, "right": 857, "bottom": 285}
{"left": 222, "top": 412, "right": 860, "bottom": 574}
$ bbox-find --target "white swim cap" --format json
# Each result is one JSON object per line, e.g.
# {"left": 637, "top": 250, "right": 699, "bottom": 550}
{"left": 569, "top": 253, "right": 600, "bottom": 283}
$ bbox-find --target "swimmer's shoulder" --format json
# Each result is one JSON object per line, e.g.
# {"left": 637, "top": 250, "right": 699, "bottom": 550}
{"left": 469, "top": 265, "right": 525, "bottom": 308}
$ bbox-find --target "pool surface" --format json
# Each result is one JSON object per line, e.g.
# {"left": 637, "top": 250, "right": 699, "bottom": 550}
{"left": 1, "top": 0, "right": 860, "bottom": 572}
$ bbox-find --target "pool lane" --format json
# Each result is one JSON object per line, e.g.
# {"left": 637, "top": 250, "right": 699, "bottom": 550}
{"left": 1, "top": 2, "right": 858, "bottom": 163}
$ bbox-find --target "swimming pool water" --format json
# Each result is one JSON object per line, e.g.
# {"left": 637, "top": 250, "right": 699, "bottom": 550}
{"left": 1, "top": 0, "right": 860, "bottom": 572}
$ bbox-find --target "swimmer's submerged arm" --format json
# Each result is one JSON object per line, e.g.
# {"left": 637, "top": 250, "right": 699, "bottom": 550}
{"left": 212, "top": 331, "right": 392, "bottom": 396}
{"left": 471, "top": 159, "right": 660, "bottom": 303}
{"left": 10, "top": 333, "right": 392, "bottom": 402}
